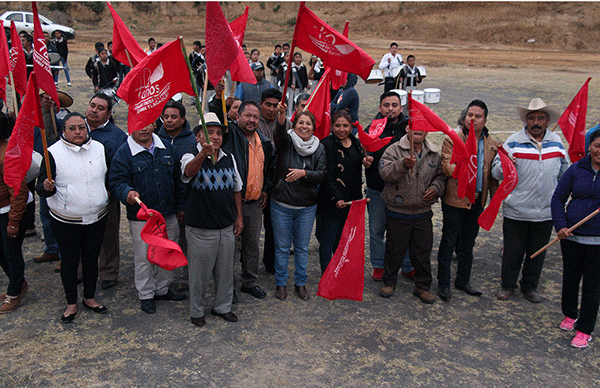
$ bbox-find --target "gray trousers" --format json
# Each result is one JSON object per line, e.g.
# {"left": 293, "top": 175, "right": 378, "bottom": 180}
{"left": 129, "top": 214, "right": 179, "bottom": 300}
{"left": 98, "top": 195, "right": 121, "bottom": 282}
{"left": 187, "top": 225, "right": 234, "bottom": 319}
{"left": 241, "top": 200, "right": 263, "bottom": 288}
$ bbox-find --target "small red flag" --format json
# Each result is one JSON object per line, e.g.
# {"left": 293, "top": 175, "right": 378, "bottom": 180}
{"left": 117, "top": 38, "right": 195, "bottom": 134}
{"left": 558, "top": 77, "right": 591, "bottom": 163}
{"left": 305, "top": 68, "right": 331, "bottom": 140}
{"left": 317, "top": 199, "right": 367, "bottom": 301}
{"left": 4, "top": 72, "right": 42, "bottom": 196}
{"left": 293, "top": 3, "right": 375, "bottom": 81}
{"left": 454, "top": 120, "right": 478, "bottom": 203}
{"left": 478, "top": 146, "right": 518, "bottom": 231}
{"left": 107, "top": 2, "right": 146, "bottom": 68}
{"left": 0, "top": 23, "right": 10, "bottom": 80}
{"left": 31, "top": 2, "right": 59, "bottom": 109}
{"left": 137, "top": 201, "right": 187, "bottom": 271}
{"left": 325, "top": 21, "right": 349, "bottom": 91}
{"left": 9, "top": 21, "right": 27, "bottom": 96}
{"left": 357, "top": 117, "right": 393, "bottom": 152}
{"left": 0, "top": 78, "right": 6, "bottom": 104}
{"left": 229, "top": 6, "right": 249, "bottom": 46}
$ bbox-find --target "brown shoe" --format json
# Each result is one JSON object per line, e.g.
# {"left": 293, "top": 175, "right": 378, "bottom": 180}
{"left": 379, "top": 285, "right": 395, "bottom": 298}
{"left": 496, "top": 288, "right": 513, "bottom": 301}
{"left": 0, "top": 294, "right": 23, "bottom": 313}
{"left": 0, "top": 279, "right": 28, "bottom": 300}
{"left": 522, "top": 290, "right": 541, "bottom": 303}
{"left": 54, "top": 263, "right": 61, "bottom": 273}
{"left": 275, "top": 286, "right": 287, "bottom": 300}
{"left": 413, "top": 287, "right": 435, "bottom": 304}
{"left": 33, "top": 252, "right": 59, "bottom": 263}
{"left": 295, "top": 285, "right": 310, "bottom": 301}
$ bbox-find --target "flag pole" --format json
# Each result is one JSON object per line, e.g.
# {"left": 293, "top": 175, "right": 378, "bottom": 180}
{"left": 8, "top": 70, "right": 19, "bottom": 115}
{"left": 281, "top": 3, "right": 303, "bottom": 104}
{"left": 30, "top": 73, "right": 52, "bottom": 181}
{"left": 221, "top": 76, "right": 228, "bottom": 126}
{"left": 124, "top": 48, "right": 133, "bottom": 69}
{"left": 201, "top": 69, "right": 209, "bottom": 114}
{"left": 179, "top": 36, "right": 214, "bottom": 164}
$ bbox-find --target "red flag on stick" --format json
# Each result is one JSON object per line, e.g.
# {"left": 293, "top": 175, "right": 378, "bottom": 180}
{"left": 317, "top": 199, "right": 367, "bottom": 301}
{"left": 227, "top": 6, "right": 255, "bottom": 84}
{"left": 229, "top": 6, "right": 249, "bottom": 45}
{"left": 107, "top": 2, "right": 146, "bottom": 68}
{"left": 293, "top": 3, "right": 375, "bottom": 81}
{"left": 31, "top": 2, "right": 59, "bottom": 108}
{"left": 478, "top": 146, "right": 518, "bottom": 231}
{"left": 0, "top": 27, "right": 9, "bottom": 104}
{"left": 117, "top": 38, "right": 195, "bottom": 134}
{"left": 325, "top": 21, "right": 349, "bottom": 91}
{"left": 304, "top": 67, "right": 331, "bottom": 139}
{"left": 9, "top": 21, "right": 28, "bottom": 96}
{"left": 454, "top": 120, "right": 478, "bottom": 203}
{"left": 357, "top": 117, "right": 392, "bottom": 152}
{"left": 558, "top": 77, "right": 591, "bottom": 163}
{"left": 4, "top": 72, "right": 42, "bottom": 196}
{"left": 136, "top": 200, "right": 187, "bottom": 271}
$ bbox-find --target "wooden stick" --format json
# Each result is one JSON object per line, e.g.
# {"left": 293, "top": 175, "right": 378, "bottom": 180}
{"left": 38, "top": 117, "right": 52, "bottom": 182}
{"left": 341, "top": 198, "right": 370, "bottom": 206}
{"left": 8, "top": 71, "right": 19, "bottom": 115}
{"left": 49, "top": 105, "right": 58, "bottom": 138}
{"left": 221, "top": 76, "right": 228, "bottom": 126}
{"left": 550, "top": 122, "right": 559, "bottom": 132}
{"left": 531, "top": 208, "right": 600, "bottom": 258}
{"left": 134, "top": 196, "right": 153, "bottom": 217}
{"left": 124, "top": 48, "right": 133, "bottom": 69}
{"left": 201, "top": 69, "right": 209, "bottom": 114}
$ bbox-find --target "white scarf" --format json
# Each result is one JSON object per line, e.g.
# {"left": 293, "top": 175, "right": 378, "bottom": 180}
{"left": 288, "top": 129, "right": 319, "bottom": 156}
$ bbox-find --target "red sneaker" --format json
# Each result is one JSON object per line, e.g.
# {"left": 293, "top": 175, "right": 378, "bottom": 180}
{"left": 401, "top": 269, "right": 416, "bottom": 279}
{"left": 372, "top": 268, "right": 384, "bottom": 281}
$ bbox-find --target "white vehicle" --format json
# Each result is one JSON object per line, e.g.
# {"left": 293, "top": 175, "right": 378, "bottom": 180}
{"left": 1, "top": 11, "right": 75, "bottom": 40}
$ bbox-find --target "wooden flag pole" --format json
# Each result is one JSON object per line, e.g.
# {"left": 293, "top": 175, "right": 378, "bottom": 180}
{"left": 201, "top": 70, "right": 209, "bottom": 114}
{"left": 531, "top": 208, "right": 600, "bottom": 259}
{"left": 8, "top": 71, "right": 19, "bottom": 115}
{"left": 341, "top": 198, "right": 370, "bottom": 207}
{"left": 221, "top": 77, "right": 228, "bottom": 126}
{"left": 38, "top": 114, "right": 52, "bottom": 181}
{"left": 133, "top": 196, "right": 153, "bottom": 217}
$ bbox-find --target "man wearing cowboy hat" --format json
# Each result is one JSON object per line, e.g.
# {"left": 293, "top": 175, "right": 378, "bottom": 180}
{"left": 491, "top": 98, "right": 570, "bottom": 303}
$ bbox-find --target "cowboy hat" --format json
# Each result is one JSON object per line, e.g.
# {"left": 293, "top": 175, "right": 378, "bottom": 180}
{"left": 517, "top": 98, "right": 560, "bottom": 125}
{"left": 39, "top": 90, "right": 74, "bottom": 108}
{"left": 201, "top": 112, "right": 227, "bottom": 129}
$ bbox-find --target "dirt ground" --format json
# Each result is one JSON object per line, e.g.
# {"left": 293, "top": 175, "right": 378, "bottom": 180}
{"left": 2, "top": 3, "right": 600, "bottom": 387}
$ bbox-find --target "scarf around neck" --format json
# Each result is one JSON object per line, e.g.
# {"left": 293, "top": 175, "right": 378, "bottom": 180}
{"left": 288, "top": 129, "right": 319, "bottom": 156}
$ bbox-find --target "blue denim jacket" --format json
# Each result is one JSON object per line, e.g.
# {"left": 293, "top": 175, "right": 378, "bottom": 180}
{"left": 109, "top": 134, "right": 185, "bottom": 221}
{"left": 88, "top": 120, "right": 128, "bottom": 166}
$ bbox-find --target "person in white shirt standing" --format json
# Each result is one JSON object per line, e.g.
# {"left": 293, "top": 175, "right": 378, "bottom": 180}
{"left": 379, "top": 42, "right": 404, "bottom": 92}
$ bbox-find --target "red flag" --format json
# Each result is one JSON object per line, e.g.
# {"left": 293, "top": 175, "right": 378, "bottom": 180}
{"left": 454, "top": 119, "right": 478, "bottom": 203}
{"left": 357, "top": 117, "right": 393, "bottom": 152}
{"left": 478, "top": 146, "right": 518, "bottom": 231}
{"left": 0, "top": 24, "right": 10, "bottom": 80}
{"left": 107, "top": 2, "right": 146, "bottom": 68}
{"left": 326, "top": 21, "right": 349, "bottom": 90}
{"left": 117, "top": 38, "right": 195, "bottom": 134}
{"left": 4, "top": 72, "right": 42, "bottom": 196}
{"left": 292, "top": 3, "right": 375, "bottom": 81}
{"left": 227, "top": 6, "right": 255, "bottom": 84}
{"left": 229, "top": 6, "right": 249, "bottom": 46}
{"left": 9, "top": 21, "right": 27, "bottom": 96}
{"left": 305, "top": 68, "right": 331, "bottom": 140}
{"left": 317, "top": 199, "right": 367, "bottom": 301}
{"left": 31, "top": 2, "right": 59, "bottom": 108}
{"left": 0, "top": 78, "right": 5, "bottom": 104}
{"left": 558, "top": 77, "right": 591, "bottom": 163}
{"left": 136, "top": 201, "right": 187, "bottom": 271}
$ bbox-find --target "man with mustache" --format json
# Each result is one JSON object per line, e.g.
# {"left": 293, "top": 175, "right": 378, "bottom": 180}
{"left": 491, "top": 98, "right": 569, "bottom": 303}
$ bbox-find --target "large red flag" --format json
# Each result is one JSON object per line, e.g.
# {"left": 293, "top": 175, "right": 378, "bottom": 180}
{"left": 9, "top": 21, "right": 27, "bottom": 96}
{"left": 326, "top": 21, "right": 349, "bottom": 91}
{"left": 293, "top": 2, "right": 375, "bottom": 81}
{"left": 107, "top": 2, "right": 146, "bottom": 68}
{"left": 229, "top": 6, "right": 249, "bottom": 45}
{"left": 304, "top": 67, "right": 331, "bottom": 139}
{"left": 4, "top": 72, "right": 42, "bottom": 196}
{"left": 31, "top": 2, "right": 59, "bottom": 108}
{"left": 117, "top": 38, "right": 195, "bottom": 134}
{"left": 356, "top": 117, "right": 393, "bottom": 152}
{"left": 478, "top": 146, "right": 518, "bottom": 231}
{"left": 136, "top": 201, "right": 187, "bottom": 271}
{"left": 454, "top": 120, "right": 478, "bottom": 203}
{"left": 558, "top": 77, "right": 591, "bottom": 163}
{"left": 317, "top": 199, "right": 367, "bottom": 301}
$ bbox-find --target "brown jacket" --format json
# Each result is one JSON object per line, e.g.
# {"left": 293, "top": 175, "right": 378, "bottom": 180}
{"left": 441, "top": 128, "right": 499, "bottom": 209}
{"left": 0, "top": 140, "right": 29, "bottom": 228}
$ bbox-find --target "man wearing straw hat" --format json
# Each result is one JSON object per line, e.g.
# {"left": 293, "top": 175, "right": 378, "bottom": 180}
{"left": 491, "top": 98, "right": 569, "bottom": 303}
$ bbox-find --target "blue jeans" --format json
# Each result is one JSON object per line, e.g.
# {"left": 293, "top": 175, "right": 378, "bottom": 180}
{"left": 271, "top": 200, "right": 316, "bottom": 287}
{"left": 367, "top": 188, "right": 413, "bottom": 272}
{"left": 39, "top": 196, "right": 59, "bottom": 255}
{"left": 53, "top": 57, "right": 71, "bottom": 83}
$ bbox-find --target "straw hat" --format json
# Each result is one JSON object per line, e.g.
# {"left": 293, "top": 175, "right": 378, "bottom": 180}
{"left": 39, "top": 90, "right": 74, "bottom": 108}
{"left": 517, "top": 98, "right": 560, "bottom": 124}
{"left": 201, "top": 112, "right": 227, "bottom": 129}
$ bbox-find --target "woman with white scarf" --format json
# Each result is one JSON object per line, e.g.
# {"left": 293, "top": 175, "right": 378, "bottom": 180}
{"left": 270, "top": 102, "right": 326, "bottom": 301}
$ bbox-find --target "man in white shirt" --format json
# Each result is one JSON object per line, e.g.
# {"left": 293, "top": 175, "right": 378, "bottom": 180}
{"left": 379, "top": 42, "right": 404, "bottom": 92}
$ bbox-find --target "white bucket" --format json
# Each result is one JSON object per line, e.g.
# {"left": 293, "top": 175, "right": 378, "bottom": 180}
{"left": 411, "top": 90, "right": 424, "bottom": 104}
{"left": 424, "top": 88, "right": 440, "bottom": 104}
{"left": 390, "top": 89, "right": 408, "bottom": 106}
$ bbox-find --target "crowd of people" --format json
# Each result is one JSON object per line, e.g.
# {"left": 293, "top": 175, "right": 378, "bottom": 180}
{"left": 0, "top": 37, "right": 598, "bottom": 350}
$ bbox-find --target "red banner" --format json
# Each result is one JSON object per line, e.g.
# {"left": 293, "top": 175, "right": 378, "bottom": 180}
{"left": 478, "top": 146, "right": 518, "bottom": 230}
{"left": 227, "top": 6, "right": 255, "bottom": 83}
{"left": 325, "top": 21, "right": 349, "bottom": 90}
{"left": 293, "top": 2, "right": 375, "bottom": 81}
{"left": 454, "top": 120, "right": 477, "bottom": 203}
{"left": 558, "top": 77, "right": 591, "bottom": 163}
{"left": 9, "top": 21, "right": 27, "bottom": 96}
{"left": 304, "top": 68, "right": 331, "bottom": 140}
{"left": 317, "top": 199, "right": 367, "bottom": 301}
{"left": 0, "top": 23, "right": 10, "bottom": 80}
{"left": 31, "top": 2, "right": 59, "bottom": 108}
{"left": 357, "top": 117, "right": 392, "bottom": 152}
{"left": 137, "top": 201, "right": 187, "bottom": 271}
{"left": 117, "top": 38, "right": 195, "bottom": 134}
{"left": 4, "top": 72, "right": 41, "bottom": 196}
{"left": 107, "top": 2, "right": 146, "bottom": 68}
{"left": 229, "top": 6, "right": 249, "bottom": 46}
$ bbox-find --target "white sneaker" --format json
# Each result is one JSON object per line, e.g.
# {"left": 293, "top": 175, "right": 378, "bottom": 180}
{"left": 67, "top": 82, "right": 72, "bottom": 87}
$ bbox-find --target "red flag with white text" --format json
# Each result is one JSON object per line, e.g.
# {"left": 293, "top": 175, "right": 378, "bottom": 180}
{"left": 9, "top": 21, "right": 27, "bottom": 96}
{"left": 293, "top": 3, "right": 375, "bottom": 81}
{"left": 137, "top": 201, "right": 187, "bottom": 271}
{"left": 325, "top": 21, "right": 349, "bottom": 90}
{"left": 107, "top": 2, "right": 146, "bottom": 68}
{"left": 558, "top": 77, "right": 591, "bottom": 163}
{"left": 454, "top": 120, "right": 477, "bottom": 203}
{"left": 357, "top": 117, "right": 392, "bottom": 152}
{"left": 478, "top": 146, "right": 518, "bottom": 231}
{"left": 32, "top": 2, "right": 59, "bottom": 108}
{"left": 117, "top": 38, "right": 195, "bottom": 134}
{"left": 4, "top": 72, "right": 42, "bottom": 196}
{"left": 317, "top": 199, "right": 367, "bottom": 301}
{"left": 305, "top": 67, "right": 331, "bottom": 139}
